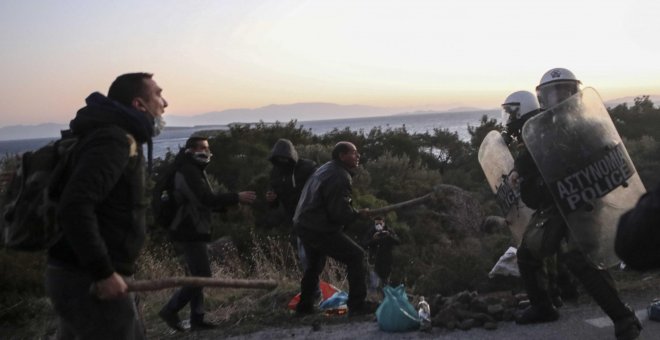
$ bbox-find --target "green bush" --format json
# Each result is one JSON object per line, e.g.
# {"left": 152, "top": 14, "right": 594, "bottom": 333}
{"left": 4, "top": 95, "right": 660, "bottom": 332}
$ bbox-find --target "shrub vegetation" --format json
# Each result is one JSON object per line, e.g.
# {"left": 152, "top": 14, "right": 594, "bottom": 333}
{"left": 2, "top": 97, "right": 660, "bottom": 337}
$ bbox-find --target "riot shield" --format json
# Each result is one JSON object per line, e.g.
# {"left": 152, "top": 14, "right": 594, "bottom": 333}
{"left": 478, "top": 130, "right": 533, "bottom": 246}
{"left": 521, "top": 87, "right": 645, "bottom": 268}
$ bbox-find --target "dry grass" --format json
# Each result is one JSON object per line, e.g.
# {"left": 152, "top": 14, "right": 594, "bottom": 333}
{"left": 139, "top": 234, "right": 350, "bottom": 338}
{"left": 0, "top": 234, "right": 351, "bottom": 339}
{"left": 4, "top": 235, "right": 660, "bottom": 339}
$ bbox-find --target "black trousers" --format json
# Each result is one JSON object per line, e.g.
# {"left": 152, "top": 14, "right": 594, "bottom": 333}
{"left": 162, "top": 242, "right": 212, "bottom": 320}
{"left": 296, "top": 227, "right": 367, "bottom": 309}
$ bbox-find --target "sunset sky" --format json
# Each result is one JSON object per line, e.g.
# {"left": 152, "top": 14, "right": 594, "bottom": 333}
{"left": 1, "top": 0, "right": 659, "bottom": 127}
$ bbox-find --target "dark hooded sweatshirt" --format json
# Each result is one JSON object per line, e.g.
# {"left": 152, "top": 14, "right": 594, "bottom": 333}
{"left": 48, "top": 92, "right": 154, "bottom": 280}
{"left": 268, "top": 139, "right": 317, "bottom": 221}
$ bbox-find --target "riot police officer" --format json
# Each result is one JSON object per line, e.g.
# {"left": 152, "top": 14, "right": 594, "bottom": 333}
{"left": 511, "top": 68, "right": 642, "bottom": 340}
{"left": 501, "top": 90, "right": 576, "bottom": 308}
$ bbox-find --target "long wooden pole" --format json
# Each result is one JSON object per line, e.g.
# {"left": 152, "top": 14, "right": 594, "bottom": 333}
{"left": 366, "top": 193, "right": 434, "bottom": 215}
{"left": 124, "top": 192, "right": 441, "bottom": 293}
{"left": 126, "top": 277, "right": 277, "bottom": 292}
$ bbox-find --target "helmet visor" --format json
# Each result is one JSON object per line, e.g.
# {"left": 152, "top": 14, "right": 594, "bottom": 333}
{"left": 537, "top": 81, "right": 579, "bottom": 109}
{"left": 501, "top": 103, "right": 520, "bottom": 126}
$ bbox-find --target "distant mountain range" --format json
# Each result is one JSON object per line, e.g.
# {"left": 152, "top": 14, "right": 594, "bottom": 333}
{"left": 0, "top": 103, "right": 484, "bottom": 141}
{"left": 0, "top": 123, "right": 69, "bottom": 141}
{"left": 164, "top": 102, "right": 432, "bottom": 126}
{"left": 1, "top": 97, "right": 657, "bottom": 141}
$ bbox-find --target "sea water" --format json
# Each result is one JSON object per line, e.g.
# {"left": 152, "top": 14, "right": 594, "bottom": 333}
{"left": 0, "top": 110, "right": 499, "bottom": 160}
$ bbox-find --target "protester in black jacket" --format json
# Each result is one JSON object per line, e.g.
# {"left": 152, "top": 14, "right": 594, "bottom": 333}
{"left": 159, "top": 136, "right": 256, "bottom": 332}
{"left": 46, "top": 73, "right": 166, "bottom": 339}
{"left": 266, "top": 138, "right": 317, "bottom": 270}
{"left": 293, "top": 141, "right": 374, "bottom": 317}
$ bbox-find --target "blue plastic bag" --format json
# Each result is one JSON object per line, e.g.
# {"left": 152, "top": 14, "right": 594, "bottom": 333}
{"left": 376, "top": 285, "right": 421, "bottom": 332}
{"left": 320, "top": 291, "right": 348, "bottom": 310}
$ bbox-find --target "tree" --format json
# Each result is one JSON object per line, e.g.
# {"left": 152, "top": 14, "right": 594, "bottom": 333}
{"left": 468, "top": 114, "right": 502, "bottom": 150}
{"left": 610, "top": 96, "right": 660, "bottom": 140}
{"left": 417, "top": 128, "right": 471, "bottom": 173}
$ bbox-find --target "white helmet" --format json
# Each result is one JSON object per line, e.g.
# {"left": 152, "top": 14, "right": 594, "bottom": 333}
{"left": 501, "top": 91, "right": 540, "bottom": 126}
{"left": 501, "top": 91, "right": 540, "bottom": 141}
{"left": 536, "top": 68, "right": 582, "bottom": 109}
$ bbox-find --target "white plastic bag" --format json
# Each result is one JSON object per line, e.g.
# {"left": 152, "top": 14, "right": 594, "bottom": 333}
{"left": 488, "top": 246, "right": 520, "bottom": 278}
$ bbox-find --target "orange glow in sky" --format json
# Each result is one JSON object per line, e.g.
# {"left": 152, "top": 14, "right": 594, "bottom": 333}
{"left": 1, "top": 0, "right": 659, "bottom": 126}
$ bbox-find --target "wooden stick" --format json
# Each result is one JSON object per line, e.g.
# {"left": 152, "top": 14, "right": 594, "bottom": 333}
{"left": 126, "top": 277, "right": 277, "bottom": 292}
{"left": 366, "top": 193, "right": 434, "bottom": 215}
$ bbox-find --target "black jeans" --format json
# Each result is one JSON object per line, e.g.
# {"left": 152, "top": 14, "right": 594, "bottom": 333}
{"left": 45, "top": 265, "right": 144, "bottom": 340}
{"left": 297, "top": 227, "right": 367, "bottom": 309}
{"left": 162, "top": 242, "right": 212, "bottom": 320}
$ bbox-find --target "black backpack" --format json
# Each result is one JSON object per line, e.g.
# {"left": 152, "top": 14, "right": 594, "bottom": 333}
{"left": 1, "top": 131, "right": 78, "bottom": 251}
{"left": 152, "top": 150, "right": 185, "bottom": 230}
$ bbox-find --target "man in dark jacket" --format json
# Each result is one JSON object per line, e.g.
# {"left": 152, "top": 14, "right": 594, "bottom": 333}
{"left": 362, "top": 216, "right": 400, "bottom": 289}
{"left": 293, "top": 141, "right": 374, "bottom": 317}
{"left": 46, "top": 73, "right": 166, "bottom": 339}
{"left": 265, "top": 138, "right": 317, "bottom": 270}
{"left": 159, "top": 136, "right": 256, "bottom": 332}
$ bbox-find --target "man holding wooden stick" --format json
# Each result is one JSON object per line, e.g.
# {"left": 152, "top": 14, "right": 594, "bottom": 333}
{"left": 293, "top": 141, "right": 376, "bottom": 317}
{"left": 46, "top": 73, "right": 167, "bottom": 340}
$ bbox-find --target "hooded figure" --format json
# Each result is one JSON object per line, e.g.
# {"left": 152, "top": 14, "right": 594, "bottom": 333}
{"left": 266, "top": 139, "right": 318, "bottom": 279}
{"left": 267, "top": 139, "right": 317, "bottom": 222}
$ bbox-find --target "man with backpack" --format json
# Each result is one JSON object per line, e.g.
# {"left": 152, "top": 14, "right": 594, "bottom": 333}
{"left": 158, "top": 136, "right": 256, "bottom": 332}
{"left": 45, "top": 73, "right": 167, "bottom": 339}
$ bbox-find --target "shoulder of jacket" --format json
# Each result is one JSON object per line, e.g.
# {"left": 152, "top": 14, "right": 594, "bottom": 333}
{"left": 79, "top": 126, "right": 137, "bottom": 157}
{"left": 295, "top": 159, "right": 317, "bottom": 173}
{"left": 327, "top": 165, "right": 351, "bottom": 184}
{"left": 298, "top": 158, "right": 317, "bottom": 167}
{"left": 179, "top": 159, "right": 204, "bottom": 175}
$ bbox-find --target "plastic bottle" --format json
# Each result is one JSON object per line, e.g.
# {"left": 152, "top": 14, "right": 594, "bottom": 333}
{"left": 418, "top": 296, "right": 432, "bottom": 331}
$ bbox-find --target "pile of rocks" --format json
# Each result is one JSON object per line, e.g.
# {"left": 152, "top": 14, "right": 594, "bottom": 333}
{"left": 427, "top": 290, "right": 527, "bottom": 331}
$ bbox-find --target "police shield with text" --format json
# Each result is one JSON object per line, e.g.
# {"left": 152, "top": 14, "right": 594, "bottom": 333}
{"left": 513, "top": 68, "right": 642, "bottom": 340}
{"left": 522, "top": 81, "right": 646, "bottom": 269}
{"left": 478, "top": 92, "right": 537, "bottom": 246}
